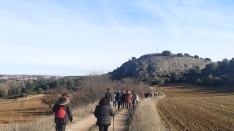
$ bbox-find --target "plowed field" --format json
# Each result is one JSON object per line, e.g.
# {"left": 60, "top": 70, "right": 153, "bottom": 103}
{"left": 0, "top": 95, "right": 50, "bottom": 126}
{"left": 157, "top": 85, "right": 234, "bottom": 131}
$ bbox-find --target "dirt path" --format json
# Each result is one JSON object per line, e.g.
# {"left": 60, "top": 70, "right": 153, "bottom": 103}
{"left": 67, "top": 87, "right": 165, "bottom": 131}
{"left": 66, "top": 109, "right": 129, "bottom": 131}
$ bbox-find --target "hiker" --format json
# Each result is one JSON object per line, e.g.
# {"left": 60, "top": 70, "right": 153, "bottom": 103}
{"left": 52, "top": 93, "right": 73, "bottom": 131}
{"left": 120, "top": 89, "right": 126, "bottom": 108}
{"left": 125, "top": 91, "right": 132, "bottom": 110}
{"left": 144, "top": 92, "right": 148, "bottom": 98}
{"left": 105, "top": 88, "right": 112, "bottom": 105}
{"left": 94, "top": 97, "right": 115, "bottom": 131}
{"left": 112, "top": 92, "right": 116, "bottom": 109}
{"left": 131, "top": 90, "right": 137, "bottom": 109}
{"left": 115, "top": 90, "right": 122, "bottom": 110}
{"left": 136, "top": 95, "right": 139, "bottom": 103}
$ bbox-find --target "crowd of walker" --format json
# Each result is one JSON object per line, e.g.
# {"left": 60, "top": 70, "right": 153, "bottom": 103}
{"left": 52, "top": 88, "right": 152, "bottom": 131}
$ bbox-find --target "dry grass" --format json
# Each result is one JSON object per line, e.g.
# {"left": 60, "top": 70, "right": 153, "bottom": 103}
{"left": 129, "top": 98, "right": 166, "bottom": 131}
{"left": 0, "top": 94, "right": 98, "bottom": 131}
{"left": 157, "top": 85, "right": 234, "bottom": 131}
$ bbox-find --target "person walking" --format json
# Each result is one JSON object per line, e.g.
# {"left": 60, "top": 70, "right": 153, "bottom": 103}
{"left": 94, "top": 97, "right": 115, "bottom": 131}
{"left": 115, "top": 90, "right": 122, "bottom": 110}
{"left": 52, "top": 93, "right": 73, "bottom": 131}
{"left": 105, "top": 88, "right": 112, "bottom": 105}
{"left": 112, "top": 92, "right": 116, "bottom": 109}
{"left": 120, "top": 90, "right": 126, "bottom": 108}
{"left": 131, "top": 91, "right": 137, "bottom": 109}
{"left": 125, "top": 91, "right": 132, "bottom": 111}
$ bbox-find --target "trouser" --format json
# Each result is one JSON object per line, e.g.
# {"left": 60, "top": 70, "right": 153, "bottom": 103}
{"left": 117, "top": 101, "right": 121, "bottom": 110}
{"left": 121, "top": 100, "right": 125, "bottom": 108}
{"left": 113, "top": 101, "right": 116, "bottom": 108}
{"left": 55, "top": 123, "right": 66, "bottom": 131}
{"left": 126, "top": 102, "right": 132, "bottom": 109}
{"left": 99, "top": 125, "right": 109, "bottom": 131}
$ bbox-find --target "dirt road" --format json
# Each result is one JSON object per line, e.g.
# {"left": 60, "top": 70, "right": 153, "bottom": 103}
{"left": 66, "top": 109, "right": 129, "bottom": 131}
{"left": 67, "top": 87, "right": 165, "bottom": 131}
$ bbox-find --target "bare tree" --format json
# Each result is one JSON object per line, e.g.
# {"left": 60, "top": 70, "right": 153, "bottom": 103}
{"left": 41, "top": 94, "right": 58, "bottom": 108}
{"left": 72, "top": 72, "right": 112, "bottom": 107}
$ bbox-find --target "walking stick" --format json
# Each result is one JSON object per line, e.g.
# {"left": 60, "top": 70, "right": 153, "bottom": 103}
{"left": 113, "top": 116, "right": 114, "bottom": 131}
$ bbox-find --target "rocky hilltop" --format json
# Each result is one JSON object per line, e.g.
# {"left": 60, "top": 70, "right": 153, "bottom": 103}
{"left": 111, "top": 53, "right": 214, "bottom": 81}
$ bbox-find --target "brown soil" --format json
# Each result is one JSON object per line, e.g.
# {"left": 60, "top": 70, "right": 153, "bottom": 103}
{"left": 157, "top": 85, "right": 234, "bottom": 131}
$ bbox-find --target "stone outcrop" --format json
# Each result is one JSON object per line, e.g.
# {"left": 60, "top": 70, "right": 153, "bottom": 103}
{"left": 111, "top": 53, "right": 214, "bottom": 80}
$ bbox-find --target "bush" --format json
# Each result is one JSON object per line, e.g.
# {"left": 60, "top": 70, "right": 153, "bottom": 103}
{"left": 132, "top": 57, "right": 136, "bottom": 60}
{"left": 162, "top": 50, "right": 171, "bottom": 56}
{"left": 177, "top": 53, "right": 183, "bottom": 57}
{"left": 184, "top": 53, "right": 190, "bottom": 57}
{"left": 212, "top": 77, "right": 222, "bottom": 87}
{"left": 205, "top": 74, "right": 213, "bottom": 85}
{"left": 194, "top": 55, "right": 199, "bottom": 59}
{"left": 205, "top": 58, "right": 211, "bottom": 61}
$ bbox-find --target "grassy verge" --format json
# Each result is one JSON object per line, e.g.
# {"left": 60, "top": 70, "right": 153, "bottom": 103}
{"left": 129, "top": 98, "right": 166, "bottom": 131}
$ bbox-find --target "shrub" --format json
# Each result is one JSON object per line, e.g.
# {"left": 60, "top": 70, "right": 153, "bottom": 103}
{"left": 132, "top": 57, "right": 136, "bottom": 60}
{"left": 212, "top": 77, "right": 222, "bottom": 87}
{"left": 184, "top": 53, "right": 190, "bottom": 57}
{"left": 177, "top": 53, "right": 183, "bottom": 57}
{"left": 162, "top": 50, "right": 171, "bottom": 56}
{"left": 205, "top": 58, "right": 211, "bottom": 61}
{"left": 194, "top": 55, "right": 199, "bottom": 59}
{"left": 205, "top": 74, "right": 213, "bottom": 85}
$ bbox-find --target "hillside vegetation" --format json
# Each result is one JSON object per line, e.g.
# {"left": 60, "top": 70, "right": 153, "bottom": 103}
{"left": 111, "top": 51, "right": 234, "bottom": 88}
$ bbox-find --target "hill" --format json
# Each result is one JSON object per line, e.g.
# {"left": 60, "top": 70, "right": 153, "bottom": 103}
{"left": 111, "top": 52, "right": 213, "bottom": 83}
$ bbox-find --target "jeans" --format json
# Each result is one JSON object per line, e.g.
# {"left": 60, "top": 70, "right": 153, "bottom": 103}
{"left": 99, "top": 125, "right": 109, "bottom": 131}
{"left": 55, "top": 123, "right": 66, "bottom": 131}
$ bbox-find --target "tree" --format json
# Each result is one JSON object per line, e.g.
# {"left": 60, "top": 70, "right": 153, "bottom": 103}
{"left": 170, "top": 72, "right": 177, "bottom": 83}
{"left": 205, "top": 58, "right": 211, "bottom": 61}
{"left": 229, "top": 58, "right": 234, "bottom": 68}
{"left": 41, "top": 94, "right": 58, "bottom": 108}
{"left": 205, "top": 74, "right": 213, "bottom": 85}
{"left": 219, "top": 58, "right": 229, "bottom": 70}
{"left": 0, "top": 90, "right": 6, "bottom": 98}
{"left": 177, "top": 53, "right": 183, "bottom": 57}
{"left": 204, "top": 63, "right": 217, "bottom": 73}
{"left": 212, "top": 77, "right": 222, "bottom": 87}
{"left": 194, "top": 55, "right": 199, "bottom": 59}
{"left": 131, "top": 57, "right": 136, "bottom": 60}
{"left": 184, "top": 53, "right": 190, "bottom": 57}
{"left": 72, "top": 73, "right": 112, "bottom": 107}
{"left": 37, "top": 88, "right": 43, "bottom": 94}
{"left": 162, "top": 50, "right": 171, "bottom": 56}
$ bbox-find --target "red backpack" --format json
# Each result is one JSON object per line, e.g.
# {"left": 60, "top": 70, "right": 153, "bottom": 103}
{"left": 56, "top": 106, "right": 65, "bottom": 119}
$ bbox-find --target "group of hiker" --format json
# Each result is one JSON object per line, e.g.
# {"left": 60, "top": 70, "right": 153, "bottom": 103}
{"left": 144, "top": 91, "right": 158, "bottom": 98}
{"left": 112, "top": 89, "right": 139, "bottom": 110}
{"left": 51, "top": 88, "right": 140, "bottom": 131}
{"left": 94, "top": 88, "right": 140, "bottom": 131}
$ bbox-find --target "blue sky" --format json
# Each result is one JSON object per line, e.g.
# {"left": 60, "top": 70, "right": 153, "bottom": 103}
{"left": 0, "top": 0, "right": 234, "bottom": 76}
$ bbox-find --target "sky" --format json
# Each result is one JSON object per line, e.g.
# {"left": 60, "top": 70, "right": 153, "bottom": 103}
{"left": 0, "top": 0, "right": 234, "bottom": 76}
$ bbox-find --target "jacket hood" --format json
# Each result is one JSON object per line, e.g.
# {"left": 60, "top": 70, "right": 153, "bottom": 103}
{"left": 56, "top": 96, "right": 70, "bottom": 105}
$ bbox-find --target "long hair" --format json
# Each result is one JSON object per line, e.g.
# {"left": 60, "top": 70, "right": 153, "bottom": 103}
{"left": 99, "top": 97, "right": 109, "bottom": 105}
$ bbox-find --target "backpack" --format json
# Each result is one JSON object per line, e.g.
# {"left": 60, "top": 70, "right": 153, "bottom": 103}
{"left": 56, "top": 106, "right": 65, "bottom": 119}
{"left": 126, "top": 95, "right": 132, "bottom": 103}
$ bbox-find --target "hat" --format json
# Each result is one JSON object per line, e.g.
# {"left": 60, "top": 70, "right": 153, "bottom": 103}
{"left": 59, "top": 96, "right": 67, "bottom": 103}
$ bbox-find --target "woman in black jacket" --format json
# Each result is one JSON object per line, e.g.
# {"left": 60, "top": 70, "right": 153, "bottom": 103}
{"left": 52, "top": 94, "right": 73, "bottom": 131}
{"left": 94, "top": 97, "right": 115, "bottom": 131}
